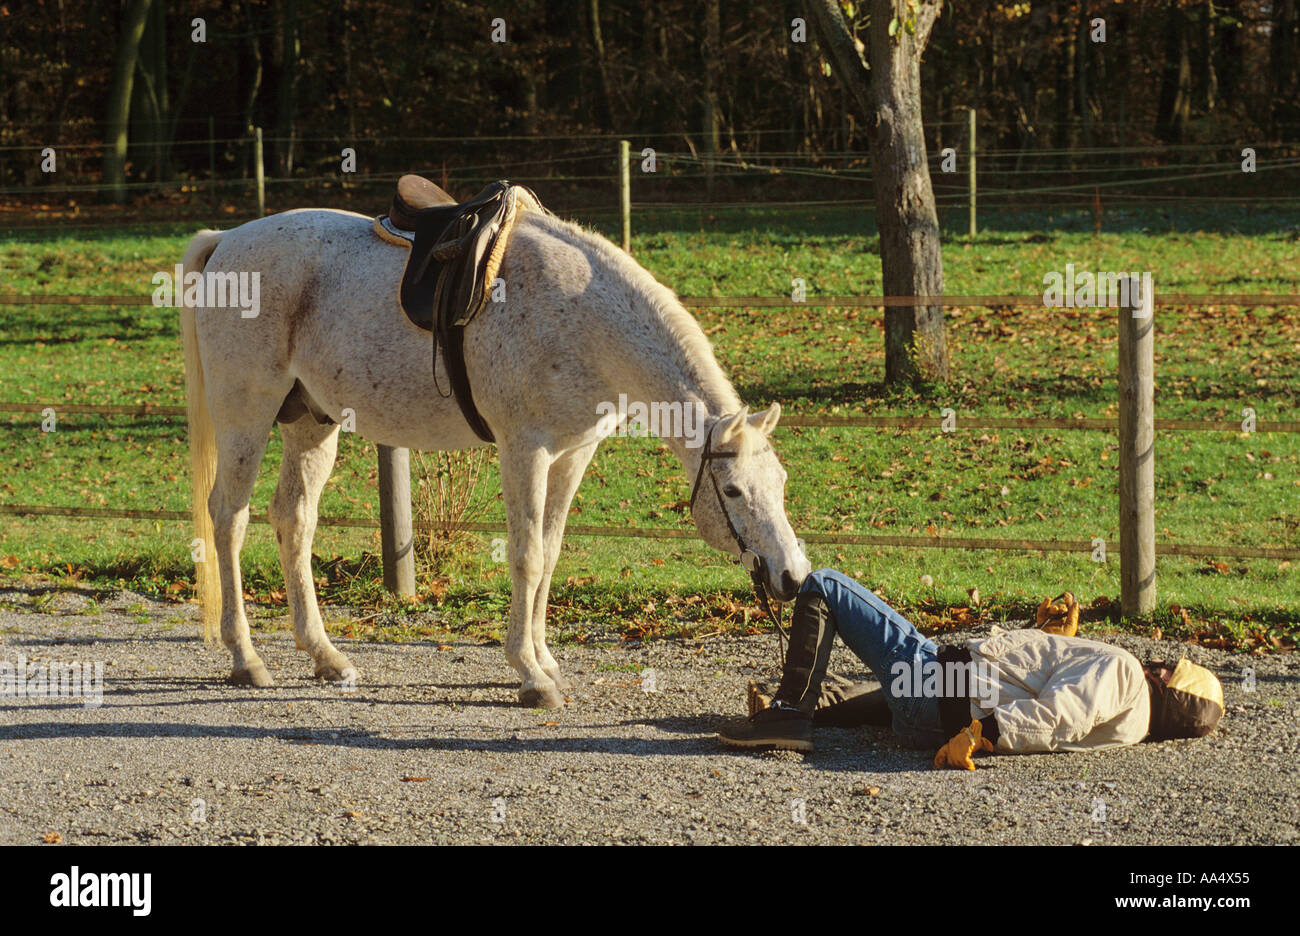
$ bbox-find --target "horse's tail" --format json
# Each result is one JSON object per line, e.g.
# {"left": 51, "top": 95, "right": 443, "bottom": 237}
{"left": 180, "top": 229, "right": 225, "bottom": 644}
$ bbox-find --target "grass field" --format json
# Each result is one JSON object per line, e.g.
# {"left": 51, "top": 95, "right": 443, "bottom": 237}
{"left": 1, "top": 203, "right": 1297, "bottom": 651}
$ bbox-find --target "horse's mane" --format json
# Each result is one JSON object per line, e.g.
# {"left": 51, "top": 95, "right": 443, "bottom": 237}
{"left": 521, "top": 210, "right": 744, "bottom": 416}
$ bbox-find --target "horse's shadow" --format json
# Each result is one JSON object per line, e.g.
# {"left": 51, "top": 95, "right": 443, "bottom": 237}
{"left": 0, "top": 709, "right": 937, "bottom": 773}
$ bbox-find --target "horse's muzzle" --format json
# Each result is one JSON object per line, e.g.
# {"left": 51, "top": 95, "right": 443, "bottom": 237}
{"left": 742, "top": 550, "right": 803, "bottom": 603}
{"left": 772, "top": 569, "right": 802, "bottom": 603}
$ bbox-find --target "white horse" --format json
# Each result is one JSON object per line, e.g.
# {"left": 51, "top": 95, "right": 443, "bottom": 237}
{"left": 180, "top": 199, "right": 810, "bottom": 707}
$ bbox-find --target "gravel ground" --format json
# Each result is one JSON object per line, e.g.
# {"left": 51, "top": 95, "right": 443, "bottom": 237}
{"left": 1, "top": 585, "right": 1297, "bottom": 846}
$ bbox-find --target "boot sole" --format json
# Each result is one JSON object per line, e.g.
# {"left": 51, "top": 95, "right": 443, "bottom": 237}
{"left": 716, "top": 732, "right": 813, "bottom": 753}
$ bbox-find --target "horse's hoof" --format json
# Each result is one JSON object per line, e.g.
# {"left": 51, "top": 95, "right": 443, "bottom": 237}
{"left": 228, "top": 662, "right": 274, "bottom": 688}
{"left": 545, "top": 672, "right": 573, "bottom": 693}
{"left": 519, "top": 684, "right": 566, "bottom": 709}
{"left": 315, "top": 655, "right": 358, "bottom": 683}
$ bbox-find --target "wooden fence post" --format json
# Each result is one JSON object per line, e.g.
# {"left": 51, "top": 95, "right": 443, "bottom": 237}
{"left": 254, "top": 126, "right": 265, "bottom": 218}
{"left": 619, "top": 139, "right": 631, "bottom": 253}
{"left": 968, "top": 107, "right": 977, "bottom": 238}
{"left": 377, "top": 444, "right": 415, "bottom": 597}
{"left": 1118, "top": 277, "right": 1155, "bottom": 617}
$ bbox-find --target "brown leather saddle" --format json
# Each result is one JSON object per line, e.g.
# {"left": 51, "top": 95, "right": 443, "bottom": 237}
{"left": 380, "top": 175, "right": 545, "bottom": 443}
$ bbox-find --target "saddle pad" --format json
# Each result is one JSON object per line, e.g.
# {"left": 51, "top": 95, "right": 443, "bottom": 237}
{"left": 372, "top": 215, "right": 414, "bottom": 245}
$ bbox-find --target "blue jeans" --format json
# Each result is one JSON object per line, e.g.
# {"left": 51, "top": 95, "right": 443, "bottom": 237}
{"left": 801, "top": 569, "right": 946, "bottom": 749}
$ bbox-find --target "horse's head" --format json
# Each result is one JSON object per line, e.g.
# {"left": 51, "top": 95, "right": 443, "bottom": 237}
{"left": 689, "top": 404, "right": 812, "bottom": 602}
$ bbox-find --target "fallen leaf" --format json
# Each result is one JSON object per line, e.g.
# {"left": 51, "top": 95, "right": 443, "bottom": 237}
{"left": 43, "top": 832, "right": 63, "bottom": 844}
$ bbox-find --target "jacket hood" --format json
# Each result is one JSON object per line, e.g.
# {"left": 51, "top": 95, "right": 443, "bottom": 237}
{"left": 1144, "top": 658, "right": 1224, "bottom": 740}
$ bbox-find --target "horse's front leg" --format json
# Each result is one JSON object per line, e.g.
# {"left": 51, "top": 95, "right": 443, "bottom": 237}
{"left": 531, "top": 442, "right": 599, "bottom": 693}
{"left": 498, "top": 442, "right": 565, "bottom": 708}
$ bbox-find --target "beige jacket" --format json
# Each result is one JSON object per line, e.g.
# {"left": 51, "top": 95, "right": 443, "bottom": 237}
{"left": 967, "top": 626, "right": 1151, "bottom": 753}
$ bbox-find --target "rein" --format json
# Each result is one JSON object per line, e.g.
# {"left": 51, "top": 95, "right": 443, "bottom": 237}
{"left": 688, "top": 415, "right": 790, "bottom": 664}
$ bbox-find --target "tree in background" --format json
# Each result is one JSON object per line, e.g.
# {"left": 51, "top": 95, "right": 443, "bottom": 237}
{"left": 0, "top": 1, "right": 1292, "bottom": 222}
{"left": 103, "top": 0, "right": 153, "bottom": 203}
{"left": 808, "top": 0, "right": 949, "bottom": 386}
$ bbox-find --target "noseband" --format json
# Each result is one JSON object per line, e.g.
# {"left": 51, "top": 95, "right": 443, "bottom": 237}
{"left": 688, "top": 414, "right": 789, "bottom": 659}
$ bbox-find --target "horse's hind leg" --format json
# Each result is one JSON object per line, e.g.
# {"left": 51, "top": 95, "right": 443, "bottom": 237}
{"left": 210, "top": 420, "right": 275, "bottom": 687}
{"left": 530, "top": 442, "right": 599, "bottom": 693}
{"left": 268, "top": 416, "right": 357, "bottom": 682}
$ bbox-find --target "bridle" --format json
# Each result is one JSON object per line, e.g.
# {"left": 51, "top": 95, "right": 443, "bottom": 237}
{"left": 688, "top": 414, "right": 791, "bottom": 662}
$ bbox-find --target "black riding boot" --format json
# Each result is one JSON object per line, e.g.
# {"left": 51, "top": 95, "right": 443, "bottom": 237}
{"left": 717, "top": 588, "right": 837, "bottom": 752}
{"left": 771, "top": 587, "right": 838, "bottom": 714}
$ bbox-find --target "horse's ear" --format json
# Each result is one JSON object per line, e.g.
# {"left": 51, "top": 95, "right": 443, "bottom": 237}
{"left": 719, "top": 407, "right": 749, "bottom": 442}
{"left": 748, "top": 403, "right": 781, "bottom": 437}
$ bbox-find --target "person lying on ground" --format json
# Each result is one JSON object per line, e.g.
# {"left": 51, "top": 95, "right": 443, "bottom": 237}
{"left": 717, "top": 569, "right": 1224, "bottom": 766}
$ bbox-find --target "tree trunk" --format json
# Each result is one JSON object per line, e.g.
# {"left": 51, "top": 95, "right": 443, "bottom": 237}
{"left": 701, "top": 0, "right": 722, "bottom": 200}
{"left": 1200, "top": 3, "right": 1218, "bottom": 112}
{"left": 132, "top": 0, "right": 169, "bottom": 185}
{"left": 1057, "top": 19, "right": 1076, "bottom": 152}
{"left": 239, "top": 0, "right": 263, "bottom": 178}
{"left": 130, "top": 21, "right": 159, "bottom": 182}
{"left": 1272, "top": 0, "right": 1299, "bottom": 140}
{"left": 273, "top": 0, "right": 300, "bottom": 176}
{"left": 1217, "top": 0, "right": 1241, "bottom": 113}
{"left": 1156, "top": 8, "right": 1192, "bottom": 142}
{"left": 785, "top": 0, "right": 809, "bottom": 154}
{"left": 342, "top": 0, "right": 356, "bottom": 141}
{"left": 587, "top": 0, "right": 614, "bottom": 129}
{"left": 152, "top": 0, "right": 169, "bottom": 180}
{"left": 807, "top": 0, "right": 949, "bottom": 385}
{"left": 1076, "top": 13, "right": 1092, "bottom": 151}
{"left": 103, "top": 0, "right": 154, "bottom": 204}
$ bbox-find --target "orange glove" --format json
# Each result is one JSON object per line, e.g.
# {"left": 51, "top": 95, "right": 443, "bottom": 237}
{"left": 933, "top": 719, "right": 995, "bottom": 770}
{"left": 1036, "top": 592, "right": 1080, "bottom": 636}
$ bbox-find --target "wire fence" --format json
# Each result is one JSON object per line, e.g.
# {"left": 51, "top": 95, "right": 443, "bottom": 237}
{"left": 5, "top": 125, "right": 1298, "bottom": 225}
{"left": 2, "top": 400, "right": 1296, "bottom": 434}
{"left": 1, "top": 505, "right": 1295, "bottom": 562}
{"left": 4, "top": 294, "right": 1300, "bottom": 309}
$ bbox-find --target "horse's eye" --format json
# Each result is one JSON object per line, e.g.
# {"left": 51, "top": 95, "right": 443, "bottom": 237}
{"left": 723, "top": 485, "right": 743, "bottom": 498}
